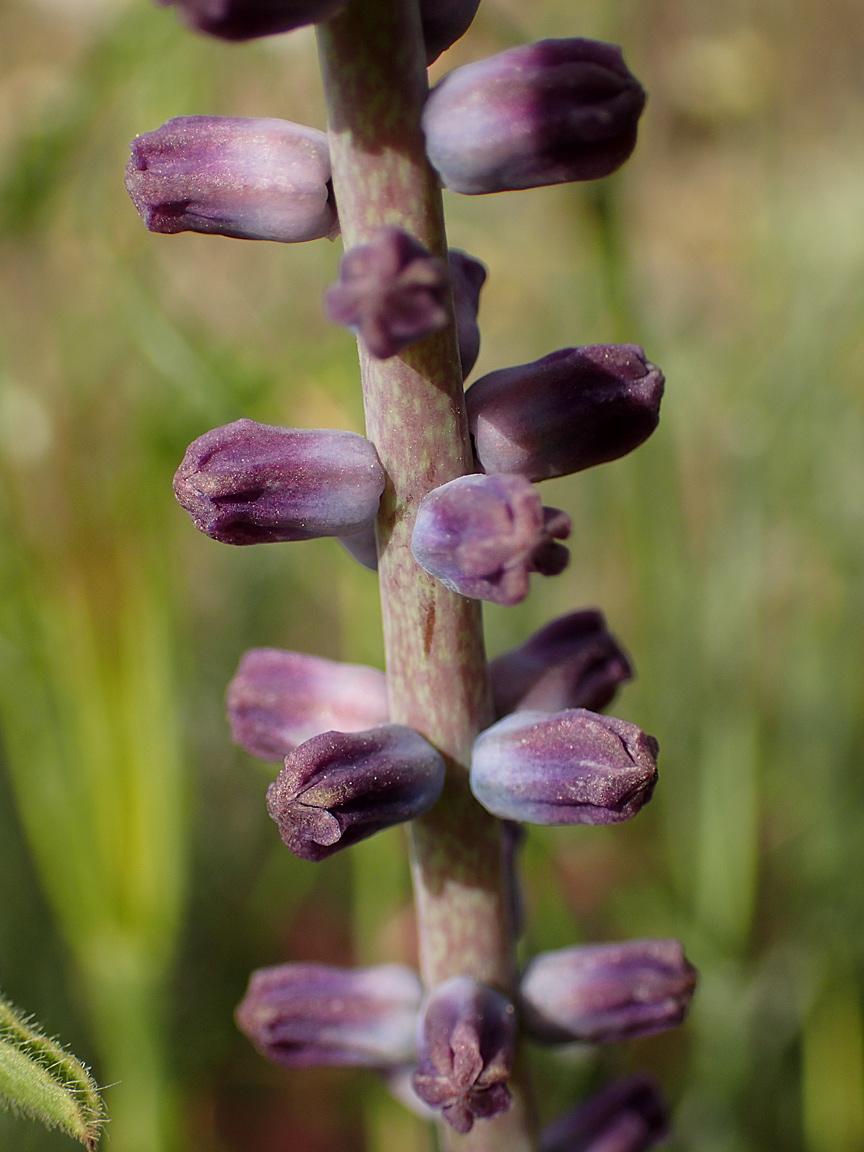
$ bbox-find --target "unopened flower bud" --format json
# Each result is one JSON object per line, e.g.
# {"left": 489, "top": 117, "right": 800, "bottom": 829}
{"left": 489, "top": 609, "right": 633, "bottom": 718}
{"left": 420, "top": 0, "right": 480, "bottom": 65}
{"left": 412, "top": 978, "right": 517, "bottom": 1134}
{"left": 520, "top": 940, "right": 697, "bottom": 1045}
{"left": 411, "top": 474, "right": 571, "bottom": 606}
{"left": 501, "top": 818, "right": 526, "bottom": 938}
{"left": 266, "top": 724, "right": 445, "bottom": 861}
{"left": 226, "top": 648, "right": 389, "bottom": 761}
{"left": 160, "top": 0, "right": 344, "bottom": 41}
{"left": 173, "top": 419, "right": 385, "bottom": 545}
{"left": 540, "top": 1075, "right": 668, "bottom": 1152}
{"left": 422, "top": 39, "right": 646, "bottom": 195}
{"left": 466, "top": 345, "right": 664, "bottom": 482}
{"left": 126, "top": 117, "right": 337, "bottom": 242}
{"left": 449, "top": 249, "right": 487, "bottom": 378}
{"left": 236, "top": 962, "right": 422, "bottom": 1067}
{"left": 338, "top": 524, "right": 379, "bottom": 570}
{"left": 470, "top": 708, "right": 658, "bottom": 825}
{"left": 325, "top": 227, "right": 450, "bottom": 359}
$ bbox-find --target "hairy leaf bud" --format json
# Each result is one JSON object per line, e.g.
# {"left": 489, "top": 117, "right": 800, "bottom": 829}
{"left": 470, "top": 708, "right": 658, "bottom": 825}
{"left": 411, "top": 474, "right": 571, "bottom": 606}
{"left": 126, "top": 117, "right": 338, "bottom": 242}
{"left": 540, "top": 1075, "right": 669, "bottom": 1152}
{"left": 449, "top": 248, "right": 487, "bottom": 379}
{"left": 421, "top": 0, "right": 480, "bottom": 65}
{"left": 266, "top": 724, "right": 446, "bottom": 861}
{"left": 422, "top": 39, "right": 646, "bottom": 194}
{"left": 520, "top": 940, "right": 697, "bottom": 1045}
{"left": 159, "top": 0, "right": 345, "bottom": 41}
{"left": 173, "top": 419, "right": 385, "bottom": 545}
{"left": 466, "top": 345, "right": 664, "bottom": 482}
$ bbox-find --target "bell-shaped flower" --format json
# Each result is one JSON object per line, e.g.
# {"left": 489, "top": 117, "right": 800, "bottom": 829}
{"left": 540, "top": 1075, "right": 668, "bottom": 1152}
{"left": 159, "top": 0, "right": 345, "bottom": 41}
{"left": 519, "top": 940, "right": 697, "bottom": 1045}
{"left": 266, "top": 724, "right": 446, "bottom": 861}
{"left": 173, "top": 419, "right": 385, "bottom": 545}
{"left": 422, "top": 39, "right": 646, "bottom": 194}
{"left": 411, "top": 473, "right": 571, "bottom": 606}
{"left": 449, "top": 249, "right": 487, "bottom": 378}
{"left": 470, "top": 708, "right": 658, "bottom": 825}
{"left": 126, "top": 117, "right": 338, "bottom": 242}
{"left": 466, "top": 345, "right": 664, "bottom": 482}
{"left": 412, "top": 977, "right": 517, "bottom": 1134}
{"left": 226, "top": 648, "right": 389, "bottom": 761}
{"left": 421, "top": 0, "right": 480, "bottom": 65}
{"left": 325, "top": 226, "right": 450, "bottom": 359}
{"left": 236, "top": 962, "right": 422, "bottom": 1067}
{"left": 489, "top": 609, "right": 633, "bottom": 718}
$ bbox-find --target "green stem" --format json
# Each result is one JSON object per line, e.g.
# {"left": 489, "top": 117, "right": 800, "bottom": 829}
{"left": 317, "top": 3, "right": 536, "bottom": 1149}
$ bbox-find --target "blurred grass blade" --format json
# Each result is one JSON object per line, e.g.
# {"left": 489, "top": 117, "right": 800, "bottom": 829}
{"left": 0, "top": 993, "right": 105, "bottom": 1150}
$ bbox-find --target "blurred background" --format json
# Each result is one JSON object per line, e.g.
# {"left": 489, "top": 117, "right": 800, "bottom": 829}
{"left": 1, "top": 0, "right": 863, "bottom": 1148}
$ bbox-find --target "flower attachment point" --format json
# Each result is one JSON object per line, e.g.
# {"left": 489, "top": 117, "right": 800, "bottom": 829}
{"left": 226, "top": 648, "right": 389, "bottom": 761}
{"left": 466, "top": 344, "right": 665, "bottom": 482}
{"left": 411, "top": 473, "right": 571, "bottom": 606}
{"left": 173, "top": 419, "right": 385, "bottom": 545}
{"left": 159, "top": 0, "right": 345, "bottom": 41}
{"left": 236, "top": 962, "right": 422, "bottom": 1067}
{"left": 325, "top": 226, "right": 450, "bottom": 359}
{"left": 540, "top": 1075, "right": 669, "bottom": 1152}
{"left": 470, "top": 708, "right": 658, "bottom": 825}
{"left": 126, "top": 117, "right": 338, "bottom": 242}
{"left": 423, "top": 39, "right": 646, "bottom": 195}
{"left": 519, "top": 940, "right": 697, "bottom": 1045}
{"left": 266, "top": 724, "right": 446, "bottom": 861}
{"left": 412, "top": 977, "right": 517, "bottom": 1134}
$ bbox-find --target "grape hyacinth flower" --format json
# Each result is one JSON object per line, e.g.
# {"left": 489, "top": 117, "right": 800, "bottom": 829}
{"left": 126, "top": 117, "right": 338, "bottom": 242}
{"left": 325, "top": 226, "right": 450, "bottom": 359}
{"left": 470, "top": 708, "right": 658, "bottom": 825}
{"left": 449, "top": 248, "right": 487, "bottom": 378}
{"left": 540, "top": 1075, "right": 669, "bottom": 1152}
{"left": 489, "top": 609, "right": 633, "bottom": 718}
{"left": 423, "top": 39, "right": 646, "bottom": 194}
{"left": 173, "top": 419, "right": 385, "bottom": 545}
{"left": 411, "top": 473, "right": 571, "bottom": 606}
{"left": 420, "top": 0, "right": 481, "bottom": 65}
{"left": 161, "top": 0, "right": 345, "bottom": 40}
{"left": 266, "top": 724, "right": 446, "bottom": 861}
{"left": 519, "top": 940, "right": 697, "bottom": 1044}
{"left": 412, "top": 977, "right": 517, "bottom": 1133}
{"left": 226, "top": 648, "right": 389, "bottom": 760}
{"left": 466, "top": 344, "right": 665, "bottom": 482}
{"left": 236, "top": 962, "right": 422, "bottom": 1067}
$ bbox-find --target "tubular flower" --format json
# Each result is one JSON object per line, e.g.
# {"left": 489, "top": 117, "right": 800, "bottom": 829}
{"left": 449, "top": 248, "right": 487, "bottom": 378}
{"left": 159, "top": 0, "right": 346, "bottom": 41}
{"left": 420, "top": 0, "right": 480, "bottom": 65}
{"left": 540, "top": 1075, "right": 669, "bottom": 1152}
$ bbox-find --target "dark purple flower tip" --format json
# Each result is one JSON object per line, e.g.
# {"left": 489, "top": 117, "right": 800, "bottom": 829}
{"left": 126, "top": 117, "right": 338, "bottom": 242}
{"left": 466, "top": 345, "right": 665, "bottom": 482}
{"left": 226, "top": 648, "right": 389, "bottom": 761}
{"left": 158, "top": 0, "right": 345, "bottom": 41}
{"left": 412, "top": 977, "right": 517, "bottom": 1134}
{"left": 540, "top": 1075, "right": 669, "bottom": 1152}
{"left": 420, "top": 0, "right": 480, "bottom": 65}
{"left": 411, "top": 473, "right": 572, "bottom": 606}
{"left": 449, "top": 249, "right": 487, "bottom": 379}
{"left": 235, "top": 962, "right": 422, "bottom": 1068}
{"left": 324, "top": 226, "right": 450, "bottom": 360}
{"left": 266, "top": 724, "right": 446, "bottom": 862}
{"left": 470, "top": 708, "right": 658, "bottom": 825}
{"left": 173, "top": 419, "right": 385, "bottom": 545}
{"left": 422, "top": 39, "right": 646, "bottom": 195}
{"left": 519, "top": 940, "right": 697, "bottom": 1045}
{"left": 489, "top": 609, "right": 633, "bottom": 719}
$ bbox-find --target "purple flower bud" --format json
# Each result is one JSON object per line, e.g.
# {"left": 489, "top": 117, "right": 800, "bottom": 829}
{"left": 159, "top": 0, "right": 344, "bottom": 41}
{"left": 338, "top": 524, "right": 379, "bottom": 571}
{"left": 420, "top": 0, "right": 480, "bottom": 65}
{"left": 324, "top": 227, "right": 450, "bottom": 360}
{"left": 411, "top": 474, "right": 571, "bottom": 606}
{"left": 449, "top": 248, "right": 487, "bottom": 379}
{"left": 489, "top": 609, "right": 633, "bottom": 718}
{"left": 540, "top": 1075, "right": 668, "bottom": 1152}
{"left": 236, "top": 962, "right": 422, "bottom": 1067}
{"left": 126, "top": 117, "right": 338, "bottom": 242}
{"left": 466, "top": 345, "right": 665, "bottom": 482}
{"left": 470, "top": 708, "right": 658, "bottom": 825}
{"left": 520, "top": 940, "right": 697, "bottom": 1045}
{"left": 173, "top": 419, "right": 385, "bottom": 545}
{"left": 226, "top": 649, "right": 389, "bottom": 761}
{"left": 266, "top": 724, "right": 446, "bottom": 861}
{"left": 501, "top": 818, "right": 526, "bottom": 938}
{"left": 422, "top": 39, "right": 646, "bottom": 195}
{"left": 412, "top": 978, "right": 517, "bottom": 1134}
